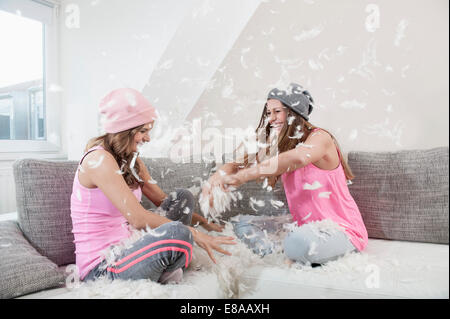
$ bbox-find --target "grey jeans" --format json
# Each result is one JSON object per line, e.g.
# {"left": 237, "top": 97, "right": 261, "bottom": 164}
{"left": 232, "top": 215, "right": 357, "bottom": 266}
{"left": 83, "top": 188, "right": 195, "bottom": 282}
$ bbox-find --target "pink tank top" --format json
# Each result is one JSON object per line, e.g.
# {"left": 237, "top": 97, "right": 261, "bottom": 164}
{"left": 281, "top": 129, "right": 368, "bottom": 251}
{"left": 70, "top": 145, "right": 142, "bottom": 280}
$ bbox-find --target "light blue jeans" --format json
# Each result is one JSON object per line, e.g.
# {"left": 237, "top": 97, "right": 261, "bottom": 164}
{"left": 232, "top": 215, "right": 357, "bottom": 266}
{"left": 84, "top": 188, "right": 194, "bottom": 282}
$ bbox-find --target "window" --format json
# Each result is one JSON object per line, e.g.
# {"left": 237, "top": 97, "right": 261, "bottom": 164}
{"left": 0, "top": 9, "right": 45, "bottom": 140}
{"left": 0, "top": 0, "right": 62, "bottom": 159}
{"left": 0, "top": 95, "right": 13, "bottom": 139}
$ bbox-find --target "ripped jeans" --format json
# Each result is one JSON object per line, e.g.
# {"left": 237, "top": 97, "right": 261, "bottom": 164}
{"left": 232, "top": 214, "right": 357, "bottom": 266}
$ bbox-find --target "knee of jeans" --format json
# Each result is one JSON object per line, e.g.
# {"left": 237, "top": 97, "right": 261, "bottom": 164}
{"left": 233, "top": 221, "right": 258, "bottom": 237}
{"left": 232, "top": 220, "right": 248, "bottom": 231}
{"left": 167, "top": 221, "right": 194, "bottom": 245}
{"left": 176, "top": 188, "right": 195, "bottom": 211}
{"left": 283, "top": 231, "right": 311, "bottom": 262}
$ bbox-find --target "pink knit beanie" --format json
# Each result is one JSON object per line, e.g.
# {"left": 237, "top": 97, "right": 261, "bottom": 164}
{"left": 99, "top": 88, "right": 158, "bottom": 134}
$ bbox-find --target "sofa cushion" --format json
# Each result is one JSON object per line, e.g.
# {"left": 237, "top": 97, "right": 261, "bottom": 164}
{"left": 13, "top": 159, "right": 79, "bottom": 266}
{"left": 347, "top": 147, "right": 449, "bottom": 244}
{"left": 0, "top": 221, "right": 65, "bottom": 299}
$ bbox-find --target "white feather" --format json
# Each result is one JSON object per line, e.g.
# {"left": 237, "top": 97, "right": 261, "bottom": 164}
{"left": 318, "top": 191, "right": 332, "bottom": 198}
{"left": 262, "top": 178, "right": 268, "bottom": 189}
{"left": 302, "top": 212, "right": 312, "bottom": 221}
{"left": 308, "top": 241, "right": 318, "bottom": 256}
{"left": 270, "top": 200, "right": 284, "bottom": 209}
{"left": 287, "top": 116, "right": 296, "bottom": 125}
{"left": 303, "top": 181, "right": 323, "bottom": 190}
{"left": 76, "top": 189, "right": 82, "bottom": 202}
{"left": 87, "top": 155, "right": 105, "bottom": 169}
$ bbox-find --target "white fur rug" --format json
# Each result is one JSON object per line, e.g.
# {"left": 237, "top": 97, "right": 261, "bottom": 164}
{"left": 62, "top": 219, "right": 373, "bottom": 299}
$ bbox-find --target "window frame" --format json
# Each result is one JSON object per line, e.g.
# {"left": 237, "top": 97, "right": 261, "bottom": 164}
{"left": 0, "top": 1, "right": 64, "bottom": 160}
{"left": 0, "top": 93, "right": 14, "bottom": 139}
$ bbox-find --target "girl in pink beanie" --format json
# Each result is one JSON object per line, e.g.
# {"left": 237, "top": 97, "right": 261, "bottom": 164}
{"left": 70, "top": 88, "right": 235, "bottom": 283}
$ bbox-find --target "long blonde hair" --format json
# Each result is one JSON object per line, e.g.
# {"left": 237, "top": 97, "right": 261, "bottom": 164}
{"left": 84, "top": 124, "right": 146, "bottom": 189}
{"left": 236, "top": 102, "right": 354, "bottom": 186}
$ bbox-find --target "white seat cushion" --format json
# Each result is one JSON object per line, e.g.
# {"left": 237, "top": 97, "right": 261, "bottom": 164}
{"left": 17, "top": 239, "right": 449, "bottom": 299}
{"left": 239, "top": 239, "right": 449, "bottom": 299}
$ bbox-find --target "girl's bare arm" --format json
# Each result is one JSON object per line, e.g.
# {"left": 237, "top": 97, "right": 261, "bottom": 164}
{"left": 81, "top": 150, "right": 171, "bottom": 229}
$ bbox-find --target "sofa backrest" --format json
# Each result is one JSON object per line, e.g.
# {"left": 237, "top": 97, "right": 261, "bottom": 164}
{"left": 347, "top": 147, "right": 449, "bottom": 244}
{"left": 139, "top": 157, "right": 215, "bottom": 214}
{"left": 139, "top": 158, "right": 290, "bottom": 219}
{"left": 216, "top": 154, "right": 289, "bottom": 220}
{"left": 12, "top": 156, "right": 215, "bottom": 267}
{"left": 217, "top": 179, "right": 289, "bottom": 220}
{"left": 220, "top": 147, "right": 449, "bottom": 244}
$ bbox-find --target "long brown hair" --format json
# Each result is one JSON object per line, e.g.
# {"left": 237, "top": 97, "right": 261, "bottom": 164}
{"left": 236, "top": 102, "right": 354, "bottom": 186}
{"left": 84, "top": 124, "right": 146, "bottom": 190}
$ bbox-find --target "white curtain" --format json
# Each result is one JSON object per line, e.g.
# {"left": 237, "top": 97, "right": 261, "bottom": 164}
{"left": 0, "top": 0, "right": 55, "bottom": 25}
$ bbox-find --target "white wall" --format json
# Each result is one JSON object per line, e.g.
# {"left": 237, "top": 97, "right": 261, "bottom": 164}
{"left": 60, "top": 0, "right": 195, "bottom": 159}
{"left": 60, "top": 0, "right": 449, "bottom": 162}
{"left": 59, "top": 0, "right": 261, "bottom": 160}
{"left": 187, "top": 0, "right": 449, "bottom": 154}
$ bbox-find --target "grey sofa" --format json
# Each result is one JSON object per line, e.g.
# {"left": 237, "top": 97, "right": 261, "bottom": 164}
{"left": 0, "top": 147, "right": 448, "bottom": 299}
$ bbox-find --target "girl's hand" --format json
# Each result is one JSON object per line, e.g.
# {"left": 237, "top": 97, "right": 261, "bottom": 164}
{"left": 191, "top": 212, "right": 224, "bottom": 233}
{"left": 201, "top": 175, "right": 227, "bottom": 207}
{"left": 190, "top": 228, "right": 236, "bottom": 264}
{"left": 201, "top": 221, "right": 225, "bottom": 233}
{"left": 221, "top": 174, "right": 245, "bottom": 190}
{"left": 200, "top": 181, "right": 214, "bottom": 208}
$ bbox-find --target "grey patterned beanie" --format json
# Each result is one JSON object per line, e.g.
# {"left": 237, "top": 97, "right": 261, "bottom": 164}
{"left": 267, "top": 83, "right": 314, "bottom": 121}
